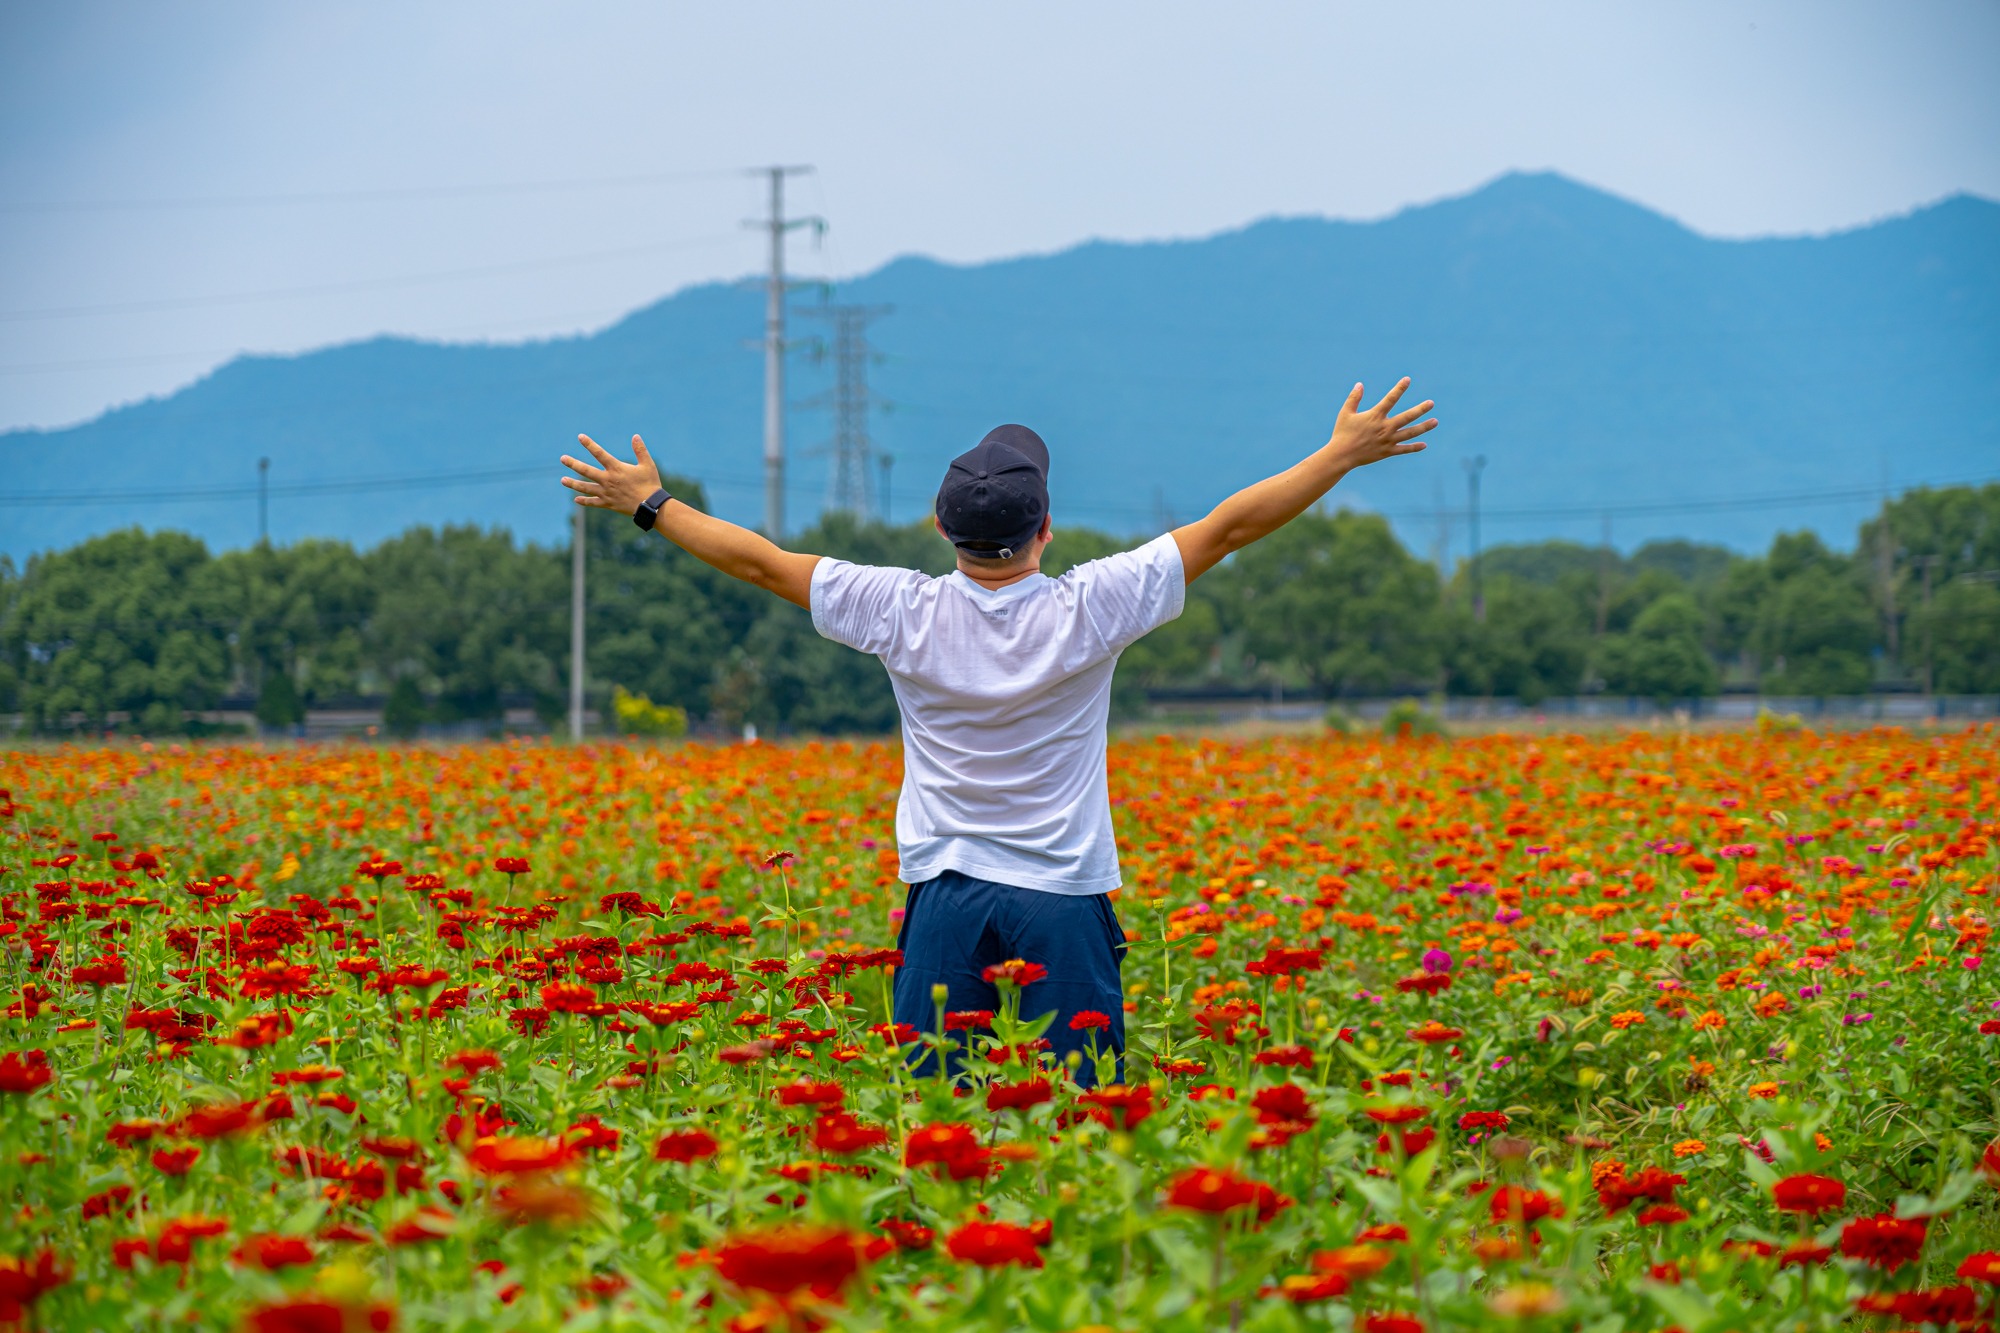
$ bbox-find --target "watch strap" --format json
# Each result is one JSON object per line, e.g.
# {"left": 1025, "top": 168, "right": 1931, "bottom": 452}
{"left": 633, "top": 488, "right": 672, "bottom": 530}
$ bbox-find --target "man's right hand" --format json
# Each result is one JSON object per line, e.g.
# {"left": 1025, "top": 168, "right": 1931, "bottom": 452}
{"left": 561, "top": 434, "right": 663, "bottom": 516}
{"left": 562, "top": 431, "right": 823, "bottom": 609}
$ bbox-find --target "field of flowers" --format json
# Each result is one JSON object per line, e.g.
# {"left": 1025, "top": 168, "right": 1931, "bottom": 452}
{"left": 1, "top": 725, "right": 1997, "bottom": 1332}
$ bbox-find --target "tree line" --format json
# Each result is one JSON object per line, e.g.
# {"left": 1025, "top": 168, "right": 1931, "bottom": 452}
{"left": 2, "top": 481, "right": 1995, "bottom": 736}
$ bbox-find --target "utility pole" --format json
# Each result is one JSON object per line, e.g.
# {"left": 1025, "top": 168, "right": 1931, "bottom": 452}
{"left": 258, "top": 457, "right": 270, "bottom": 544}
{"left": 1920, "top": 553, "right": 1941, "bottom": 695}
{"left": 569, "top": 506, "right": 585, "bottom": 741}
{"left": 800, "top": 303, "right": 892, "bottom": 518}
{"left": 1594, "top": 510, "right": 1613, "bottom": 638}
{"left": 1429, "top": 477, "right": 1452, "bottom": 582}
{"left": 748, "top": 166, "right": 820, "bottom": 538}
{"left": 878, "top": 454, "right": 894, "bottom": 524}
{"left": 1876, "top": 462, "right": 1899, "bottom": 667}
{"left": 1463, "top": 455, "right": 1487, "bottom": 623}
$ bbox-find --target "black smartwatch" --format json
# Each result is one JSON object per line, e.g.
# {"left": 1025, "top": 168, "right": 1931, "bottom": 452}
{"left": 633, "top": 487, "right": 671, "bottom": 531}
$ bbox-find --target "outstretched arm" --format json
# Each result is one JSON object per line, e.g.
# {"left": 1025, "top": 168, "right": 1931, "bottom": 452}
{"left": 561, "top": 435, "right": 821, "bottom": 609}
{"left": 1172, "top": 378, "right": 1437, "bottom": 583}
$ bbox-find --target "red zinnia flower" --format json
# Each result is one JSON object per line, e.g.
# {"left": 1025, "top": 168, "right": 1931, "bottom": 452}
{"left": 1778, "top": 1241, "right": 1834, "bottom": 1268}
{"left": 243, "top": 1298, "right": 395, "bottom": 1333}
{"left": 810, "top": 1112, "right": 889, "bottom": 1156}
{"left": 1488, "top": 1186, "right": 1564, "bottom": 1225}
{"left": 1408, "top": 1021, "right": 1463, "bottom": 1045}
{"left": 1636, "top": 1204, "right": 1690, "bottom": 1227}
{"left": 468, "top": 1136, "right": 576, "bottom": 1177}
{"left": 1251, "top": 1082, "right": 1316, "bottom": 1126}
{"left": 82, "top": 1185, "right": 133, "bottom": 1219}
{"left": 944, "top": 1221, "right": 1045, "bottom": 1269}
{"left": 151, "top": 1146, "right": 201, "bottom": 1176}
{"left": 231, "top": 1234, "right": 316, "bottom": 1269}
{"left": 986, "top": 1079, "right": 1055, "bottom": 1113}
{"left": 1770, "top": 1174, "right": 1846, "bottom": 1216}
{"left": 1393, "top": 973, "right": 1451, "bottom": 995}
{"left": 775, "top": 1080, "right": 845, "bottom": 1109}
{"left": 712, "top": 1223, "right": 882, "bottom": 1298}
{"left": 180, "top": 1102, "right": 255, "bottom": 1139}
{"left": 155, "top": 1214, "right": 229, "bottom": 1264}
{"left": 1247, "top": 945, "right": 1324, "bottom": 977}
{"left": 878, "top": 1218, "right": 935, "bottom": 1251}
{"left": 1165, "top": 1166, "right": 1286, "bottom": 1221}
{"left": 0, "top": 1051, "right": 53, "bottom": 1095}
{"left": 1068, "top": 1010, "right": 1113, "bottom": 1031}
{"left": 654, "top": 1129, "right": 719, "bottom": 1164}
{"left": 1376, "top": 1127, "right": 1437, "bottom": 1156}
{"left": 1840, "top": 1213, "right": 1928, "bottom": 1270}
{"left": 980, "top": 959, "right": 1048, "bottom": 987}
{"left": 446, "top": 1048, "right": 502, "bottom": 1075}
{"left": 1363, "top": 1315, "right": 1424, "bottom": 1333}
{"left": 1363, "top": 1104, "right": 1428, "bottom": 1125}
{"left": 904, "top": 1122, "right": 984, "bottom": 1171}
{"left": 1957, "top": 1251, "right": 2000, "bottom": 1284}
{"left": 0, "top": 1248, "right": 68, "bottom": 1313}
{"left": 1079, "top": 1084, "right": 1155, "bottom": 1130}
{"left": 1600, "top": 1166, "right": 1686, "bottom": 1213}
{"left": 1459, "top": 1111, "right": 1510, "bottom": 1132}
{"left": 1252, "top": 1044, "right": 1314, "bottom": 1068}
{"left": 1887, "top": 1287, "right": 1979, "bottom": 1327}
{"left": 540, "top": 982, "right": 596, "bottom": 1013}
{"left": 106, "top": 1119, "right": 168, "bottom": 1148}
{"left": 383, "top": 1208, "right": 454, "bottom": 1246}
{"left": 493, "top": 857, "right": 531, "bottom": 876}
{"left": 944, "top": 1010, "right": 994, "bottom": 1032}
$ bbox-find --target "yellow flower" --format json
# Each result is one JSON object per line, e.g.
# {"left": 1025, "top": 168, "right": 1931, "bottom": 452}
{"left": 1488, "top": 1284, "right": 1567, "bottom": 1318}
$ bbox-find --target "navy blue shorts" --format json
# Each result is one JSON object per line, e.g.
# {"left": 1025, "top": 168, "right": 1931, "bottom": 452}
{"left": 891, "top": 869, "right": 1127, "bottom": 1086}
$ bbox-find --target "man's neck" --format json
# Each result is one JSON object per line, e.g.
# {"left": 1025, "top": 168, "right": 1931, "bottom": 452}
{"left": 956, "top": 559, "right": 1043, "bottom": 591}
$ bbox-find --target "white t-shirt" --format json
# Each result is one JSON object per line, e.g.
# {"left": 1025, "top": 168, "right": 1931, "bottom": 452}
{"left": 810, "top": 534, "right": 1186, "bottom": 896}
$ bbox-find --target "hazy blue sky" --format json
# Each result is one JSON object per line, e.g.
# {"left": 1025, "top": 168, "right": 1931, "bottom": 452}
{"left": 3, "top": 0, "right": 1996, "bottom": 433}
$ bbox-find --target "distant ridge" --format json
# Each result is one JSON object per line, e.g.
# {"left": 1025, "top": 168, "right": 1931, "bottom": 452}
{"left": 4, "top": 171, "right": 1995, "bottom": 561}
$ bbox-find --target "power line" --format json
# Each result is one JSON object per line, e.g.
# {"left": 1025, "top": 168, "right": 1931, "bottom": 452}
{"left": 0, "top": 234, "right": 738, "bottom": 323}
{"left": 1, "top": 168, "right": 743, "bottom": 215}
{"left": 4, "top": 465, "right": 1992, "bottom": 529}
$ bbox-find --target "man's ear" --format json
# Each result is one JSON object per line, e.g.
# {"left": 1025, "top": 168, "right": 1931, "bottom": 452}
{"left": 933, "top": 518, "right": 951, "bottom": 542}
{"left": 1038, "top": 514, "right": 1054, "bottom": 543}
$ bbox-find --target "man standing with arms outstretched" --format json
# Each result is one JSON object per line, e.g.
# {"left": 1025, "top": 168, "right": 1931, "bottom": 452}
{"left": 561, "top": 379, "right": 1437, "bottom": 1082}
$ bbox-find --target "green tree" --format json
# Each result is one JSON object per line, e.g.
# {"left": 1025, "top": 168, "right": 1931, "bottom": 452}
{"left": 1445, "top": 575, "right": 1588, "bottom": 703}
{"left": 363, "top": 524, "right": 568, "bottom": 722}
{"left": 1215, "top": 510, "right": 1441, "bottom": 695}
{"left": 1596, "top": 593, "right": 1720, "bottom": 704}
{"left": 0, "top": 528, "right": 228, "bottom": 732}
{"left": 1863, "top": 483, "right": 2000, "bottom": 687}
{"left": 586, "top": 481, "right": 767, "bottom": 727}
{"left": 254, "top": 667, "right": 304, "bottom": 730}
{"left": 1908, "top": 579, "right": 2000, "bottom": 693}
{"left": 1753, "top": 532, "right": 1877, "bottom": 695}
{"left": 382, "top": 675, "right": 427, "bottom": 738}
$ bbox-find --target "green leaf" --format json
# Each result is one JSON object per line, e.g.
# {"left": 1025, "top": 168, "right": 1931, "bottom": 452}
{"left": 1741, "top": 1150, "right": 1781, "bottom": 1187}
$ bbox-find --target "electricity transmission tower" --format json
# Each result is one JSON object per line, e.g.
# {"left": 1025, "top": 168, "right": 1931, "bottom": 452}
{"left": 799, "top": 304, "right": 893, "bottom": 520}
{"left": 746, "top": 166, "right": 821, "bottom": 538}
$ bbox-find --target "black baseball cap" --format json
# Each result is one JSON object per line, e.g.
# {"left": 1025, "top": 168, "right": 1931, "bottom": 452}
{"left": 934, "top": 424, "right": 1050, "bottom": 559}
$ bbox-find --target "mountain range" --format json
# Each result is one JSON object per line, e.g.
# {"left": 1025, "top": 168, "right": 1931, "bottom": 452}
{"left": 4, "top": 171, "right": 1995, "bottom": 564}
